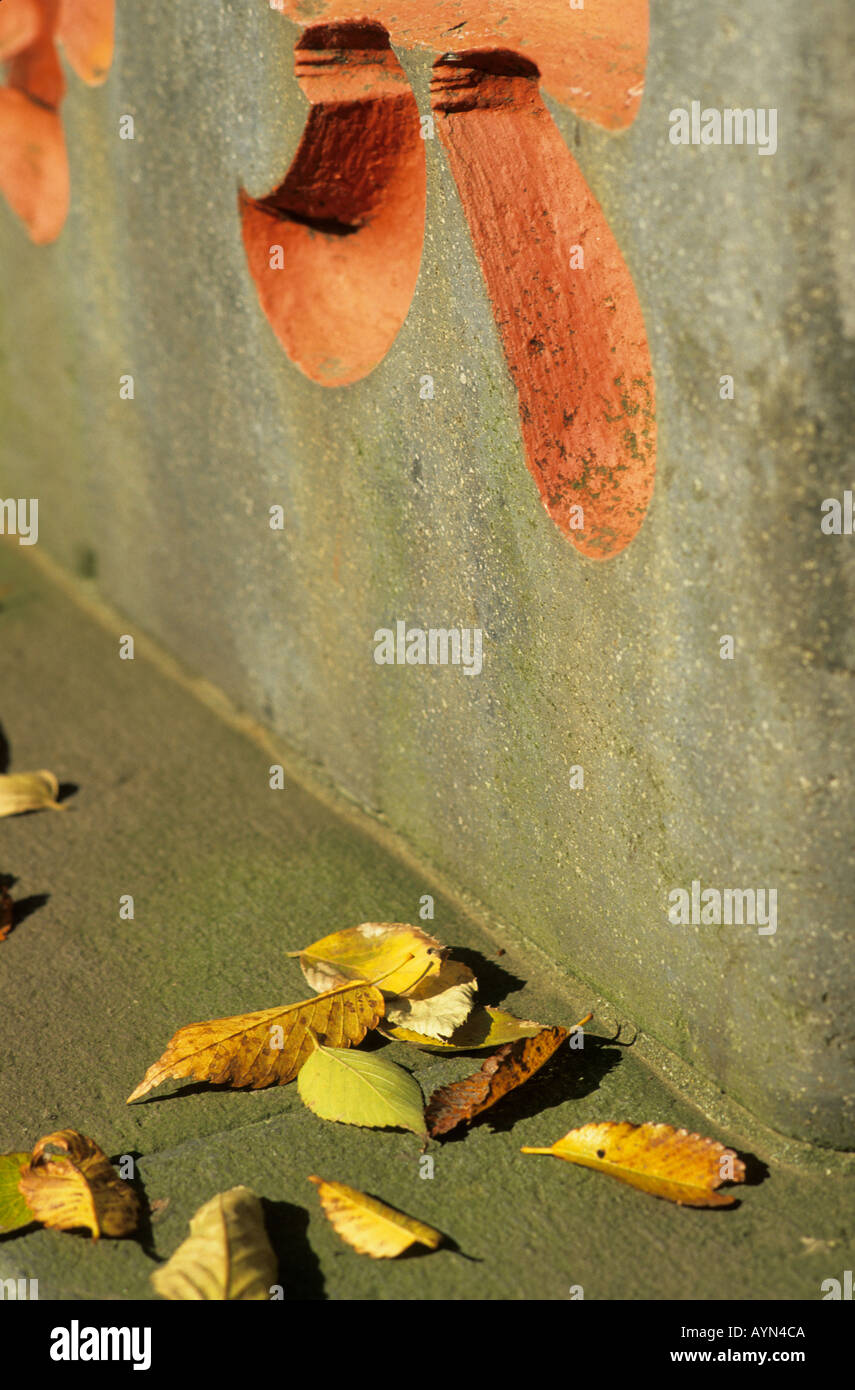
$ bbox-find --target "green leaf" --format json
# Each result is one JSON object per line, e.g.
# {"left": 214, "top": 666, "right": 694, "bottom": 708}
{"left": 0, "top": 1152, "right": 36, "bottom": 1233}
{"left": 380, "top": 1005, "right": 544, "bottom": 1052}
{"left": 297, "top": 1043, "right": 427, "bottom": 1137}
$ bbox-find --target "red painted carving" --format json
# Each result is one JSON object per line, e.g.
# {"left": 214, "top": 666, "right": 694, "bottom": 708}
{"left": 0, "top": 0, "right": 114, "bottom": 243}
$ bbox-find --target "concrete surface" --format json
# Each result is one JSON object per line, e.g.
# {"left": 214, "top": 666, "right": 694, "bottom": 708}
{"left": 0, "top": 543, "right": 852, "bottom": 1300}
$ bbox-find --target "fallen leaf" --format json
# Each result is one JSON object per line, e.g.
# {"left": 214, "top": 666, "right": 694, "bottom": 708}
{"left": 56, "top": 0, "right": 115, "bottom": 86}
{"left": 292, "top": 922, "right": 444, "bottom": 997}
{"left": 151, "top": 1187, "right": 277, "bottom": 1300}
{"left": 0, "top": 1151, "right": 35, "bottom": 1233}
{"left": 18, "top": 1130, "right": 139, "bottom": 1238}
{"left": 384, "top": 958, "right": 477, "bottom": 1039}
{"left": 0, "top": 881, "right": 13, "bottom": 941}
{"left": 297, "top": 1039, "right": 426, "bottom": 1136}
{"left": 0, "top": 769, "right": 64, "bottom": 817}
{"left": 308, "top": 1176, "right": 442, "bottom": 1258}
{"left": 127, "top": 978, "right": 385, "bottom": 1102}
{"left": 521, "top": 1121, "right": 746, "bottom": 1207}
{"left": 381, "top": 1004, "right": 544, "bottom": 1052}
{"left": 425, "top": 1022, "right": 582, "bottom": 1136}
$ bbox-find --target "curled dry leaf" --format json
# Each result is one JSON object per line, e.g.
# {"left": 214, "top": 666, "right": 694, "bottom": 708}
{"left": 384, "top": 958, "right": 477, "bottom": 1040}
{"left": 298, "top": 1040, "right": 427, "bottom": 1137}
{"left": 425, "top": 1021, "right": 585, "bottom": 1136}
{"left": 0, "top": 1151, "right": 35, "bottom": 1233}
{"left": 0, "top": 880, "right": 13, "bottom": 942}
{"left": 309, "top": 1175, "right": 442, "bottom": 1258}
{"left": 18, "top": 1130, "right": 139, "bottom": 1238}
{"left": 381, "top": 1004, "right": 544, "bottom": 1052}
{"left": 292, "top": 922, "right": 444, "bottom": 997}
{"left": 0, "top": 770, "right": 64, "bottom": 817}
{"left": 127, "top": 979, "right": 385, "bottom": 1103}
{"left": 151, "top": 1187, "right": 277, "bottom": 1300}
{"left": 521, "top": 1121, "right": 746, "bottom": 1207}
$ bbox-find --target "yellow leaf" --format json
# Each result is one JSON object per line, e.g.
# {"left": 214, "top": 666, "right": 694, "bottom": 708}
{"left": 17, "top": 1130, "right": 139, "bottom": 1238}
{"left": 127, "top": 978, "right": 384, "bottom": 1102}
{"left": 522, "top": 1121, "right": 746, "bottom": 1206}
{"left": 380, "top": 1005, "right": 544, "bottom": 1051}
{"left": 292, "top": 922, "right": 444, "bottom": 997}
{"left": 308, "top": 1176, "right": 442, "bottom": 1258}
{"left": 0, "top": 771, "right": 63, "bottom": 817}
{"left": 151, "top": 1187, "right": 277, "bottom": 1300}
{"left": 384, "top": 959, "right": 477, "bottom": 1039}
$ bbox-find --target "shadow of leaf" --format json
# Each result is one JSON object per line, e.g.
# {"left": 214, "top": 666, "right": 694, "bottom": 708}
{"left": 109, "top": 1151, "right": 159, "bottom": 1260}
{"left": 13, "top": 894, "right": 50, "bottom": 928}
{"left": 735, "top": 1149, "right": 768, "bottom": 1188}
{"left": 446, "top": 947, "right": 526, "bottom": 1005}
{"left": 261, "top": 1198, "right": 326, "bottom": 1300}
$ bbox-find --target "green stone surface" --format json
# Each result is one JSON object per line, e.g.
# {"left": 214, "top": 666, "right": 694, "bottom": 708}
{"left": 0, "top": 546, "right": 852, "bottom": 1300}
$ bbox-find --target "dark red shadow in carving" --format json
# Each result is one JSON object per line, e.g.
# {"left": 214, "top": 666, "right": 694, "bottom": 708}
{"left": 240, "top": 21, "right": 426, "bottom": 387}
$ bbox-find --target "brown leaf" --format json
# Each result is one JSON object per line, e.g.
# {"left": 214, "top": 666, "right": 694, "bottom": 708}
{"left": 521, "top": 1121, "right": 747, "bottom": 1206}
{"left": 18, "top": 1130, "right": 139, "bottom": 1238}
{"left": 127, "top": 978, "right": 385, "bottom": 1103}
{"left": 425, "top": 1021, "right": 579, "bottom": 1136}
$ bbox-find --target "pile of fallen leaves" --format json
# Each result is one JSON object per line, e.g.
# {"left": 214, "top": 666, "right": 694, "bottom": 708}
{"left": 126, "top": 922, "right": 593, "bottom": 1139}
{"left": 1, "top": 921, "right": 748, "bottom": 1295}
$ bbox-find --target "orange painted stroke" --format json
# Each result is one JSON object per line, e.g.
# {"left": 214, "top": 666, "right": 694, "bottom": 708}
{"left": 0, "top": 0, "right": 42, "bottom": 62}
{"left": 275, "top": 0, "right": 649, "bottom": 131}
{"left": 240, "top": 21, "right": 426, "bottom": 386}
{"left": 432, "top": 52, "right": 655, "bottom": 559}
{"left": 0, "top": 0, "right": 114, "bottom": 242}
{"left": 57, "top": 0, "right": 115, "bottom": 86}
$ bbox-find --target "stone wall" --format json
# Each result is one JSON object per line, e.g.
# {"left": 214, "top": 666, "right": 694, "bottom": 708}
{"left": 1, "top": 0, "right": 852, "bottom": 1146}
